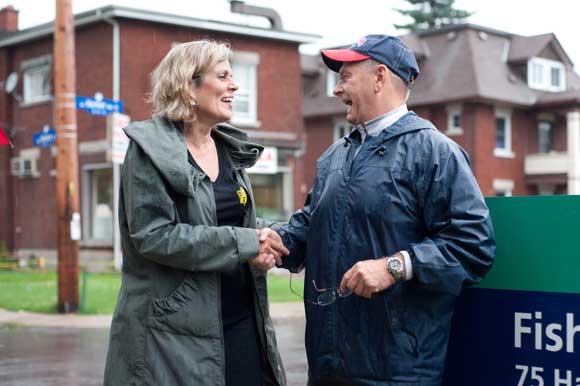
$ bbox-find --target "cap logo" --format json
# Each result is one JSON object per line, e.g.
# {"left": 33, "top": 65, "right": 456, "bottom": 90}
{"left": 356, "top": 37, "right": 367, "bottom": 47}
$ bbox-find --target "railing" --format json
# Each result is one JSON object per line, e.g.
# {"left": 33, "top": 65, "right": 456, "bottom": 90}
{"left": 524, "top": 151, "right": 568, "bottom": 175}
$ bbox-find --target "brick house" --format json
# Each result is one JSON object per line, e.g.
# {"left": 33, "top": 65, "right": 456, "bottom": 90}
{"left": 0, "top": 4, "right": 316, "bottom": 262}
{"left": 301, "top": 24, "right": 580, "bottom": 197}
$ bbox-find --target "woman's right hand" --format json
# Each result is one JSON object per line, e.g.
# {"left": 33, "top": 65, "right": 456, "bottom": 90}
{"left": 249, "top": 228, "right": 289, "bottom": 271}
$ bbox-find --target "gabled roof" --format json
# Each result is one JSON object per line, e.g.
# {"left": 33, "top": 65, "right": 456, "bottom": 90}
{"left": 508, "top": 33, "right": 573, "bottom": 66}
{"left": 0, "top": 5, "right": 319, "bottom": 48}
{"left": 407, "top": 26, "right": 540, "bottom": 106}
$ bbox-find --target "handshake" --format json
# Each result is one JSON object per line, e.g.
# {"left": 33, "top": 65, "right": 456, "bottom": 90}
{"left": 250, "top": 228, "right": 289, "bottom": 271}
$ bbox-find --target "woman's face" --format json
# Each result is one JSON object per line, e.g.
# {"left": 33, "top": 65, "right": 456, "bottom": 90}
{"left": 193, "top": 60, "right": 238, "bottom": 126}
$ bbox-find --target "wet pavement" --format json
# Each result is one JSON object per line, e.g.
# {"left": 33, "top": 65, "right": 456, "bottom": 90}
{"left": 0, "top": 316, "right": 307, "bottom": 386}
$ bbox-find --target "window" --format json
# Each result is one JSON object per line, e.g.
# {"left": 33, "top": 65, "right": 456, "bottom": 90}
{"left": 22, "top": 55, "right": 52, "bottom": 104}
{"left": 494, "top": 108, "right": 513, "bottom": 158}
{"left": 248, "top": 173, "right": 286, "bottom": 221}
{"left": 333, "top": 121, "right": 352, "bottom": 142}
{"left": 550, "top": 67, "right": 561, "bottom": 88}
{"left": 446, "top": 105, "right": 463, "bottom": 135}
{"left": 326, "top": 70, "right": 338, "bottom": 97}
{"left": 538, "top": 122, "right": 552, "bottom": 153}
{"left": 531, "top": 62, "right": 543, "bottom": 85}
{"left": 493, "top": 179, "right": 514, "bottom": 197}
{"left": 232, "top": 51, "right": 259, "bottom": 126}
{"left": 527, "top": 57, "right": 566, "bottom": 92}
{"left": 82, "top": 165, "right": 113, "bottom": 243}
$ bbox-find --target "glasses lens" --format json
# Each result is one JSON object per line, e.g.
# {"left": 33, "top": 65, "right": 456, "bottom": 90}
{"left": 317, "top": 290, "right": 338, "bottom": 306}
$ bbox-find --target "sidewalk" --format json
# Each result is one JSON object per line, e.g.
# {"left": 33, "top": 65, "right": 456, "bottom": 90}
{"left": 0, "top": 302, "right": 305, "bottom": 328}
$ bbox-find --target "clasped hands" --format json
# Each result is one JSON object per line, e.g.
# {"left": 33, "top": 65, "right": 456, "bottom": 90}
{"left": 249, "top": 228, "right": 289, "bottom": 271}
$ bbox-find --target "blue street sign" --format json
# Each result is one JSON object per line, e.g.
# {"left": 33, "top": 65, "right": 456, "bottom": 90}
{"left": 32, "top": 126, "right": 56, "bottom": 148}
{"left": 76, "top": 93, "right": 123, "bottom": 116}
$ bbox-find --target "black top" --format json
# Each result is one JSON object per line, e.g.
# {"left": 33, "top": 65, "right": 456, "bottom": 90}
{"left": 186, "top": 135, "right": 254, "bottom": 326}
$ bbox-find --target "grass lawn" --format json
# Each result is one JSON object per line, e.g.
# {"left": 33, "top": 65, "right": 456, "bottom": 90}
{"left": 0, "top": 270, "right": 303, "bottom": 315}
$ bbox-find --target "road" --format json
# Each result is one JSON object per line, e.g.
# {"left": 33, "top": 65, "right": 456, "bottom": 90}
{"left": 0, "top": 315, "right": 307, "bottom": 386}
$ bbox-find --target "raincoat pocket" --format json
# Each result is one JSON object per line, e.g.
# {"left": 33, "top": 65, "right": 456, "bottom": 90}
{"left": 147, "top": 275, "right": 220, "bottom": 338}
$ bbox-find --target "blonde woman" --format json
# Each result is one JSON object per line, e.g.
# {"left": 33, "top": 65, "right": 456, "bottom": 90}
{"left": 104, "top": 40, "right": 288, "bottom": 386}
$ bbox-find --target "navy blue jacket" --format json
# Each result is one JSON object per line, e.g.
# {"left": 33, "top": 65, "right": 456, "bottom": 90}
{"left": 279, "top": 112, "right": 495, "bottom": 386}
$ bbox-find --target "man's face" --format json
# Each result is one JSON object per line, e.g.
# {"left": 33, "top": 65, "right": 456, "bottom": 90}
{"left": 333, "top": 61, "right": 377, "bottom": 125}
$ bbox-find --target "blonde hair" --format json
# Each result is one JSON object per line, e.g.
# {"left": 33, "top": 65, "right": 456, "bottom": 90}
{"left": 149, "top": 40, "right": 232, "bottom": 121}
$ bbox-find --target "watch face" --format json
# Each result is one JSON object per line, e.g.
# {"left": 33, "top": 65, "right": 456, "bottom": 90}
{"left": 389, "top": 258, "right": 402, "bottom": 271}
{"left": 388, "top": 257, "right": 403, "bottom": 280}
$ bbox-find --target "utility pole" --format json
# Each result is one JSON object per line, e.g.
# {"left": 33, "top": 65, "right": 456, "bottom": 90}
{"left": 54, "top": 0, "right": 80, "bottom": 313}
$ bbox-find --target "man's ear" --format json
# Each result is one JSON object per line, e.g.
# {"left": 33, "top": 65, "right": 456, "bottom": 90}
{"left": 375, "top": 65, "right": 388, "bottom": 92}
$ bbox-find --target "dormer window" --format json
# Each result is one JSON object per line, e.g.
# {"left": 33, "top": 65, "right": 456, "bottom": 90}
{"left": 527, "top": 57, "right": 566, "bottom": 92}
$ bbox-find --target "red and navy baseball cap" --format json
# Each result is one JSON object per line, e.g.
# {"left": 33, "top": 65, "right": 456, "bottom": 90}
{"left": 321, "top": 34, "right": 420, "bottom": 84}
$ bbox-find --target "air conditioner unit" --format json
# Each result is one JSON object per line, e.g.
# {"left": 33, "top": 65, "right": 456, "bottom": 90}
{"left": 10, "top": 156, "right": 40, "bottom": 178}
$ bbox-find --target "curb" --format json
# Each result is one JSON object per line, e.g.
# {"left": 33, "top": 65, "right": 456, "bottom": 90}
{"left": 0, "top": 302, "right": 305, "bottom": 329}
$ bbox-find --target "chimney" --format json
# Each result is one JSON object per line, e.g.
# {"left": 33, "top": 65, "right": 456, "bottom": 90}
{"left": 230, "top": 1, "right": 283, "bottom": 30}
{"left": 0, "top": 5, "right": 19, "bottom": 32}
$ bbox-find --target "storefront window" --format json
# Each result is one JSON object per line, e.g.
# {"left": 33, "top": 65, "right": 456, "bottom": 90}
{"left": 249, "top": 173, "right": 287, "bottom": 221}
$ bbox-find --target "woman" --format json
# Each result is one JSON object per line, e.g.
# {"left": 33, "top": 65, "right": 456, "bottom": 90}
{"left": 104, "top": 40, "right": 288, "bottom": 386}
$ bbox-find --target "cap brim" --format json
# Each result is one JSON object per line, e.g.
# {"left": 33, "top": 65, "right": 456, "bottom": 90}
{"left": 321, "top": 49, "right": 370, "bottom": 73}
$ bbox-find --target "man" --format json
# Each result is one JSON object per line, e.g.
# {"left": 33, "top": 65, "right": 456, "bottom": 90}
{"left": 278, "top": 34, "right": 496, "bottom": 386}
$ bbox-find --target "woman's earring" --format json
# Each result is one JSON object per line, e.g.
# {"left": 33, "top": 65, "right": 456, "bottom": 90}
{"left": 191, "top": 100, "right": 197, "bottom": 107}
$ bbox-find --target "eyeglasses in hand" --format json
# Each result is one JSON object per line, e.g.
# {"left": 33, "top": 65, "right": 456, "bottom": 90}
{"left": 290, "top": 274, "right": 352, "bottom": 307}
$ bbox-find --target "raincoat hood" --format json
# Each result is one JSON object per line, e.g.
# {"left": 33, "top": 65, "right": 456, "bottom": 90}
{"left": 123, "top": 115, "right": 263, "bottom": 197}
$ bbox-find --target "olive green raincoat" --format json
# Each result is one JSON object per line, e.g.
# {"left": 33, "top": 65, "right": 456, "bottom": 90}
{"left": 103, "top": 116, "right": 286, "bottom": 386}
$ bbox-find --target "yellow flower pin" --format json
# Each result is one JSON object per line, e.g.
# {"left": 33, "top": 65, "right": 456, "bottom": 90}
{"left": 236, "top": 186, "right": 248, "bottom": 206}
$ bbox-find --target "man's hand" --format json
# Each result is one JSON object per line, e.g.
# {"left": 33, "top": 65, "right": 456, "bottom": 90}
{"left": 250, "top": 228, "right": 289, "bottom": 271}
{"left": 339, "top": 258, "right": 397, "bottom": 298}
{"left": 249, "top": 252, "right": 278, "bottom": 271}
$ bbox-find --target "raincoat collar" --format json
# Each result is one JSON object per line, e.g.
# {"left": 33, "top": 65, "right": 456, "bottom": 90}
{"left": 377, "top": 111, "right": 437, "bottom": 143}
{"left": 123, "top": 115, "right": 263, "bottom": 197}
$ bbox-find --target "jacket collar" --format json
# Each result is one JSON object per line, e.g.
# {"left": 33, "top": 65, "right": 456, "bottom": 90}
{"left": 123, "top": 115, "right": 263, "bottom": 197}
{"left": 377, "top": 111, "right": 437, "bottom": 143}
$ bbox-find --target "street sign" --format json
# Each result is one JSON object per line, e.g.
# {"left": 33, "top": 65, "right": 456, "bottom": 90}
{"left": 444, "top": 196, "right": 580, "bottom": 386}
{"left": 76, "top": 92, "right": 123, "bottom": 116}
{"left": 32, "top": 125, "right": 56, "bottom": 147}
{"left": 107, "top": 113, "right": 131, "bottom": 164}
{"left": 247, "top": 146, "right": 278, "bottom": 174}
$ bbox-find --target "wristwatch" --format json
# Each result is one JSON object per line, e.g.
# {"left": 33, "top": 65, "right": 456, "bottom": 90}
{"left": 387, "top": 255, "right": 404, "bottom": 282}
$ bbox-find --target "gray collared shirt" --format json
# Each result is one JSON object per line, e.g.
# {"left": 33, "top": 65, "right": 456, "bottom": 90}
{"left": 354, "top": 104, "right": 408, "bottom": 142}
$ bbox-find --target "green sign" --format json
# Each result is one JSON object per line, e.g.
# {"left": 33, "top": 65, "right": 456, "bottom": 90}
{"left": 480, "top": 195, "right": 580, "bottom": 293}
{"left": 444, "top": 196, "right": 580, "bottom": 386}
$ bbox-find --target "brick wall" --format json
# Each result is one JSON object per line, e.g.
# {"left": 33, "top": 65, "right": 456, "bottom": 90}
{"left": 303, "top": 116, "right": 335, "bottom": 189}
{"left": 1, "top": 19, "right": 306, "bottom": 251}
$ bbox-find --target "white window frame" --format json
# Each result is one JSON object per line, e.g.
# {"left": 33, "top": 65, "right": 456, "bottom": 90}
{"left": 527, "top": 57, "right": 566, "bottom": 92}
{"left": 81, "top": 163, "right": 114, "bottom": 246}
{"left": 231, "top": 51, "right": 260, "bottom": 128}
{"left": 446, "top": 104, "right": 463, "bottom": 136}
{"left": 333, "top": 120, "right": 352, "bottom": 142}
{"left": 326, "top": 70, "right": 339, "bottom": 97}
{"left": 494, "top": 107, "right": 515, "bottom": 158}
{"left": 493, "top": 179, "right": 514, "bottom": 197}
{"left": 21, "top": 54, "right": 52, "bottom": 105}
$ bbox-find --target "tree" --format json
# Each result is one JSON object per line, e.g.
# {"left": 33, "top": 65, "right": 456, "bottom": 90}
{"left": 394, "top": 0, "right": 473, "bottom": 31}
